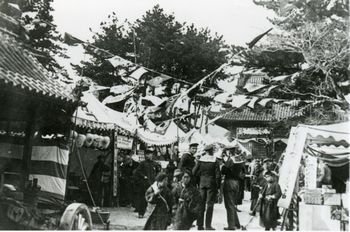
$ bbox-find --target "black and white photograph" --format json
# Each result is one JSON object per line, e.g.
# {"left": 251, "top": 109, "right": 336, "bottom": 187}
{"left": 0, "top": 0, "right": 349, "bottom": 230}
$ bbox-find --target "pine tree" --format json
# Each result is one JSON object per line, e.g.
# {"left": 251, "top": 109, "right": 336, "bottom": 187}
{"left": 74, "top": 5, "right": 229, "bottom": 86}
{"left": 20, "top": 0, "right": 67, "bottom": 76}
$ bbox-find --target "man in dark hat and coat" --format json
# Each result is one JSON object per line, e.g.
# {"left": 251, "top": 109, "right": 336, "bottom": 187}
{"left": 221, "top": 145, "right": 241, "bottom": 230}
{"left": 193, "top": 144, "right": 221, "bottom": 230}
{"left": 178, "top": 142, "right": 198, "bottom": 173}
{"left": 88, "top": 155, "right": 110, "bottom": 206}
{"left": 233, "top": 152, "right": 246, "bottom": 211}
{"left": 133, "top": 148, "right": 161, "bottom": 218}
{"left": 258, "top": 171, "right": 282, "bottom": 230}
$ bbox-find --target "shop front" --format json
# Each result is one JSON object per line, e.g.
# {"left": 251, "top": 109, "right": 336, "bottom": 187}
{"left": 277, "top": 122, "right": 349, "bottom": 231}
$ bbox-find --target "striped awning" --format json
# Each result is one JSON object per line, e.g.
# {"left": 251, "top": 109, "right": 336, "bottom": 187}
{"left": 300, "top": 122, "right": 350, "bottom": 167}
{"left": 301, "top": 122, "right": 350, "bottom": 147}
{"left": 306, "top": 145, "right": 349, "bottom": 167}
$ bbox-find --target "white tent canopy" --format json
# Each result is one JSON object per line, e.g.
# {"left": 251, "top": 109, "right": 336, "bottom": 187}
{"left": 300, "top": 121, "right": 350, "bottom": 146}
{"left": 75, "top": 91, "right": 137, "bottom": 133}
{"left": 137, "top": 120, "right": 186, "bottom": 146}
{"left": 76, "top": 91, "right": 189, "bottom": 146}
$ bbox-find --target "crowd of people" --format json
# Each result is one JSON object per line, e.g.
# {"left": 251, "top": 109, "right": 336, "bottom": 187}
{"left": 115, "top": 142, "right": 282, "bottom": 230}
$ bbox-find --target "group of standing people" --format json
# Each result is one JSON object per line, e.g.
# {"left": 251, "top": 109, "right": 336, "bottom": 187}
{"left": 116, "top": 142, "right": 282, "bottom": 231}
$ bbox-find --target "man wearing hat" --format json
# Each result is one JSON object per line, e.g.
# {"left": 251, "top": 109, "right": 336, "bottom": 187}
{"left": 258, "top": 171, "right": 282, "bottom": 230}
{"left": 233, "top": 152, "right": 246, "bottom": 210}
{"left": 193, "top": 144, "right": 221, "bottom": 230}
{"left": 178, "top": 142, "right": 198, "bottom": 173}
{"left": 221, "top": 146, "right": 242, "bottom": 230}
{"left": 88, "top": 155, "right": 110, "bottom": 206}
{"left": 133, "top": 148, "right": 161, "bottom": 218}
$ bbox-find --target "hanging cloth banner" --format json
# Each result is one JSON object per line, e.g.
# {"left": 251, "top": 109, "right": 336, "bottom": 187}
{"left": 147, "top": 74, "right": 172, "bottom": 87}
{"left": 129, "top": 67, "right": 148, "bottom": 81}
{"left": 277, "top": 126, "right": 307, "bottom": 209}
{"left": 304, "top": 155, "right": 318, "bottom": 189}
{"left": 107, "top": 55, "right": 133, "bottom": 68}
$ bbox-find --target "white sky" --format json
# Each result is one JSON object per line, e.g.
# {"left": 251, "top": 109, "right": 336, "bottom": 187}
{"left": 52, "top": 0, "right": 274, "bottom": 46}
{"left": 51, "top": 0, "right": 274, "bottom": 80}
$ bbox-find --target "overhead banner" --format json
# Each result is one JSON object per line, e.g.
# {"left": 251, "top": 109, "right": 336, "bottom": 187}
{"left": 115, "top": 135, "right": 134, "bottom": 150}
{"left": 278, "top": 127, "right": 307, "bottom": 208}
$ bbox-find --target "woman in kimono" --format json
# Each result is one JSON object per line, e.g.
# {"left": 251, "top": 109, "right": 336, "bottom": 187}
{"left": 259, "top": 171, "right": 282, "bottom": 231}
{"left": 173, "top": 170, "right": 202, "bottom": 230}
{"left": 144, "top": 172, "right": 173, "bottom": 230}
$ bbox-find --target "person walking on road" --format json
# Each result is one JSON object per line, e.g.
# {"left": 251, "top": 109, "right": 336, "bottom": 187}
{"left": 144, "top": 172, "right": 173, "bottom": 230}
{"left": 173, "top": 170, "right": 202, "bottom": 230}
{"left": 258, "top": 171, "right": 282, "bottom": 231}
{"left": 221, "top": 146, "right": 241, "bottom": 230}
{"left": 193, "top": 144, "right": 221, "bottom": 230}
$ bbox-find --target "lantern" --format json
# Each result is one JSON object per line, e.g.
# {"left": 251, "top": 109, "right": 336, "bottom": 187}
{"left": 85, "top": 133, "right": 94, "bottom": 147}
{"left": 92, "top": 135, "right": 102, "bottom": 148}
{"left": 100, "top": 136, "right": 111, "bottom": 149}
{"left": 76, "top": 134, "right": 86, "bottom": 148}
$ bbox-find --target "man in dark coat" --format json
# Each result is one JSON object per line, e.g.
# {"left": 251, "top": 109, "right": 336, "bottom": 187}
{"left": 144, "top": 172, "right": 173, "bottom": 230}
{"left": 249, "top": 161, "right": 263, "bottom": 216}
{"left": 221, "top": 148, "right": 241, "bottom": 230}
{"left": 178, "top": 142, "right": 198, "bottom": 173}
{"left": 233, "top": 153, "right": 246, "bottom": 210}
{"left": 259, "top": 171, "right": 282, "bottom": 230}
{"left": 173, "top": 170, "right": 202, "bottom": 230}
{"left": 193, "top": 144, "right": 221, "bottom": 230}
{"left": 165, "top": 159, "right": 176, "bottom": 189}
{"left": 134, "top": 149, "right": 161, "bottom": 218}
{"left": 120, "top": 154, "right": 139, "bottom": 207}
{"left": 88, "top": 155, "right": 110, "bottom": 206}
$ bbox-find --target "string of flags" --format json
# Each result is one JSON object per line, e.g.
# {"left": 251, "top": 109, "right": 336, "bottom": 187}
{"left": 64, "top": 32, "right": 346, "bottom": 135}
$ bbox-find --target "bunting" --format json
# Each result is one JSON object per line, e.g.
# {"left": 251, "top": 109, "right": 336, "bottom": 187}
{"left": 107, "top": 55, "right": 133, "bottom": 68}
{"left": 147, "top": 74, "right": 172, "bottom": 87}
{"left": 63, "top": 33, "right": 84, "bottom": 46}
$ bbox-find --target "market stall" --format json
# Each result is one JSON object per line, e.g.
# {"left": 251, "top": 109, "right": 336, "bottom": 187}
{"left": 69, "top": 91, "right": 143, "bottom": 211}
{"left": 0, "top": 3, "right": 95, "bottom": 229}
{"left": 277, "top": 121, "right": 349, "bottom": 231}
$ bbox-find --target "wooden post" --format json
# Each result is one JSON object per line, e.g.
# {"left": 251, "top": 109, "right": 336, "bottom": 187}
{"left": 113, "top": 131, "right": 119, "bottom": 207}
{"left": 108, "top": 130, "right": 114, "bottom": 207}
{"left": 21, "top": 106, "right": 37, "bottom": 190}
{"left": 205, "top": 114, "right": 209, "bottom": 134}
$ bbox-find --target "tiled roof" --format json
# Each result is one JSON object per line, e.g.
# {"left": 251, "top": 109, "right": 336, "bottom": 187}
{"left": 0, "top": 31, "right": 76, "bottom": 103}
{"left": 209, "top": 104, "right": 303, "bottom": 122}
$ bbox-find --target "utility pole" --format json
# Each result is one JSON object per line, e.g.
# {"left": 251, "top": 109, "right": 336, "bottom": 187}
{"left": 133, "top": 28, "right": 137, "bottom": 64}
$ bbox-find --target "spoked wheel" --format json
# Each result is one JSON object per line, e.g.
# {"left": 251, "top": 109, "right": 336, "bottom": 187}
{"left": 59, "top": 203, "right": 92, "bottom": 230}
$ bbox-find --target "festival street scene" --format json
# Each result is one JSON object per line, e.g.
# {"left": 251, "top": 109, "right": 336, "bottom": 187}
{"left": 0, "top": 0, "right": 349, "bottom": 231}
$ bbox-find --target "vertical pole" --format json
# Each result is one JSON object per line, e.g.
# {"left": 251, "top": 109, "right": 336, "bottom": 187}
{"left": 109, "top": 130, "right": 114, "bottom": 207}
{"left": 292, "top": 173, "right": 299, "bottom": 231}
{"left": 22, "top": 105, "right": 37, "bottom": 190}
{"left": 270, "top": 127, "right": 275, "bottom": 158}
{"left": 133, "top": 29, "right": 137, "bottom": 64}
{"left": 199, "top": 108, "right": 204, "bottom": 133}
{"left": 113, "top": 131, "right": 119, "bottom": 207}
{"left": 205, "top": 113, "right": 209, "bottom": 134}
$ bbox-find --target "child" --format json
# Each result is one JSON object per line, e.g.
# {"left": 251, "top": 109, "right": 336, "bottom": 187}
{"left": 259, "top": 171, "right": 282, "bottom": 231}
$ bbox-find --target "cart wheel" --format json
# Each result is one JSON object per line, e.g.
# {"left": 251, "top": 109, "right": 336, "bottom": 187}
{"left": 59, "top": 203, "right": 92, "bottom": 230}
